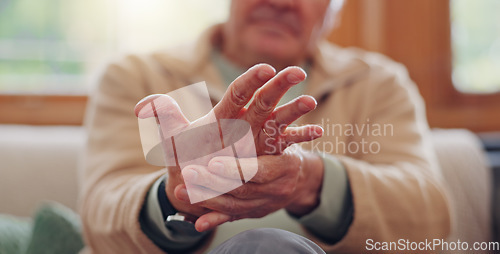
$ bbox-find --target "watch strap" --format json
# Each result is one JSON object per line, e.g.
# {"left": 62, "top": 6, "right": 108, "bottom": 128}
{"left": 158, "top": 178, "right": 177, "bottom": 221}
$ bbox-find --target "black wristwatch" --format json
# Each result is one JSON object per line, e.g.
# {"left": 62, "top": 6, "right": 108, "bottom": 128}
{"left": 158, "top": 179, "right": 201, "bottom": 236}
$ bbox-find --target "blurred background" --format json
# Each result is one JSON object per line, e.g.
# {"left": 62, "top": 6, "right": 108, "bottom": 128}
{"left": 0, "top": 0, "right": 499, "bottom": 249}
{"left": 0, "top": 0, "right": 229, "bottom": 94}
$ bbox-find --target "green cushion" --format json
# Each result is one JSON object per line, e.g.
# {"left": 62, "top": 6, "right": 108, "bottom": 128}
{"left": 24, "top": 202, "right": 84, "bottom": 254}
{"left": 0, "top": 202, "right": 85, "bottom": 254}
{"left": 0, "top": 214, "right": 32, "bottom": 254}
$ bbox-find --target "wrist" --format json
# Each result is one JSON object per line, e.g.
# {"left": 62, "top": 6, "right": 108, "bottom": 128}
{"left": 165, "top": 170, "right": 209, "bottom": 218}
{"left": 286, "top": 151, "right": 324, "bottom": 217}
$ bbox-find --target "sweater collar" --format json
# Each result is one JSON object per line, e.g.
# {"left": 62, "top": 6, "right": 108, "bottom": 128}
{"left": 153, "top": 24, "right": 370, "bottom": 103}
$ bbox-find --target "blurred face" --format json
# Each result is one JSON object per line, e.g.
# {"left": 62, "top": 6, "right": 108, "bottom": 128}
{"left": 222, "top": 0, "right": 332, "bottom": 69}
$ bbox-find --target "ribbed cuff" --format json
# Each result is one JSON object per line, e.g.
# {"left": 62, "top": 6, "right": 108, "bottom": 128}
{"left": 139, "top": 175, "right": 208, "bottom": 252}
{"left": 291, "top": 153, "right": 353, "bottom": 244}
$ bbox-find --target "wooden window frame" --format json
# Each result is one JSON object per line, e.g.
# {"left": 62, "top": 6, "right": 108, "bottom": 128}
{"left": 329, "top": 0, "right": 500, "bottom": 132}
{"left": 0, "top": 95, "right": 87, "bottom": 125}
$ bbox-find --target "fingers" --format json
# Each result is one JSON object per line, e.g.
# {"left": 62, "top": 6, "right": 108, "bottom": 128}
{"left": 269, "top": 95, "right": 317, "bottom": 135}
{"left": 135, "top": 94, "right": 185, "bottom": 119}
{"left": 174, "top": 182, "right": 224, "bottom": 205}
{"left": 259, "top": 95, "right": 318, "bottom": 152}
{"left": 207, "top": 155, "right": 296, "bottom": 184}
{"left": 195, "top": 211, "right": 232, "bottom": 232}
{"left": 135, "top": 94, "right": 162, "bottom": 117}
{"left": 282, "top": 125, "right": 324, "bottom": 145}
{"left": 245, "top": 67, "right": 307, "bottom": 132}
{"left": 134, "top": 94, "right": 190, "bottom": 130}
{"left": 205, "top": 158, "right": 243, "bottom": 180}
{"left": 206, "top": 157, "right": 258, "bottom": 181}
{"left": 213, "top": 64, "right": 276, "bottom": 119}
{"left": 259, "top": 125, "right": 323, "bottom": 155}
{"left": 181, "top": 165, "right": 244, "bottom": 195}
{"left": 180, "top": 156, "right": 287, "bottom": 195}
{"left": 182, "top": 164, "right": 272, "bottom": 199}
{"left": 176, "top": 184, "right": 266, "bottom": 214}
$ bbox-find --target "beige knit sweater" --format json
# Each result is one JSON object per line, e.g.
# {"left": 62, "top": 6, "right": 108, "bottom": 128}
{"left": 80, "top": 25, "right": 451, "bottom": 253}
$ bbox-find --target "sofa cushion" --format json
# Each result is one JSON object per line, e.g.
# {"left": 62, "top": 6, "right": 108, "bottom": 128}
{"left": 432, "top": 129, "right": 492, "bottom": 250}
{"left": 0, "top": 125, "right": 84, "bottom": 216}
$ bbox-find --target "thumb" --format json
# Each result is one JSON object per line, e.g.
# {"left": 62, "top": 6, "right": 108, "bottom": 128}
{"left": 195, "top": 211, "right": 232, "bottom": 232}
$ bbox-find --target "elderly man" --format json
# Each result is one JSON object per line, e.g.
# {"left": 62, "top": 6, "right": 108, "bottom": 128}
{"left": 81, "top": 0, "right": 451, "bottom": 253}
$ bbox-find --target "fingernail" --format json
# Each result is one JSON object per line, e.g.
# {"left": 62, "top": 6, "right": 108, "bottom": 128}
{"left": 209, "top": 162, "right": 224, "bottom": 175}
{"left": 183, "top": 168, "right": 198, "bottom": 182}
{"left": 178, "top": 188, "right": 189, "bottom": 201}
{"left": 199, "top": 222, "right": 210, "bottom": 232}
{"left": 311, "top": 97, "right": 317, "bottom": 108}
{"left": 287, "top": 73, "right": 302, "bottom": 84}
{"left": 315, "top": 127, "right": 324, "bottom": 136}
{"left": 298, "top": 101, "right": 310, "bottom": 112}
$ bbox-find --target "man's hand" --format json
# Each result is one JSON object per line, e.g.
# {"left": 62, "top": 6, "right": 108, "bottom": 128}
{"left": 135, "top": 64, "right": 322, "bottom": 156}
{"left": 174, "top": 146, "right": 325, "bottom": 232}
{"left": 134, "top": 64, "right": 323, "bottom": 220}
{"left": 212, "top": 64, "right": 322, "bottom": 155}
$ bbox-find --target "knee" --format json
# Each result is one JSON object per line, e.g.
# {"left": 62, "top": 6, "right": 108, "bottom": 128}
{"left": 209, "top": 228, "right": 325, "bottom": 254}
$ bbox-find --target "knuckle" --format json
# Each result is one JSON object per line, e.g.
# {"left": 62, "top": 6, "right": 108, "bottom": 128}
{"left": 230, "top": 86, "right": 248, "bottom": 107}
{"left": 233, "top": 185, "right": 249, "bottom": 198}
{"left": 223, "top": 198, "right": 239, "bottom": 214}
{"left": 254, "top": 92, "right": 274, "bottom": 115}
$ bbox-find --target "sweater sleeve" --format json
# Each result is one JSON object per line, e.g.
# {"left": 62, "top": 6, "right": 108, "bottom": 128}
{"left": 305, "top": 64, "right": 451, "bottom": 253}
{"left": 80, "top": 56, "right": 210, "bottom": 254}
{"left": 289, "top": 154, "right": 353, "bottom": 244}
{"left": 139, "top": 176, "right": 210, "bottom": 252}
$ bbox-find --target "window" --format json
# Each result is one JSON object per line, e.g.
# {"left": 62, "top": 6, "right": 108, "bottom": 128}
{"left": 329, "top": 0, "right": 500, "bottom": 132}
{"left": 3, "top": 0, "right": 500, "bottom": 129}
{"left": 451, "top": 0, "right": 500, "bottom": 93}
{"left": 0, "top": 0, "right": 229, "bottom": 125}
{"left": 0, "top": 0, "right": 229, "bottom": 95}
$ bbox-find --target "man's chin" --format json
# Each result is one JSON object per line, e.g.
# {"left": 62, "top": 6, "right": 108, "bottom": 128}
{"left": 247, "top": 38, "right": 300, "bottom": 62}
{"left": 255, "top": 47, "right": 299, "bottom": 64}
